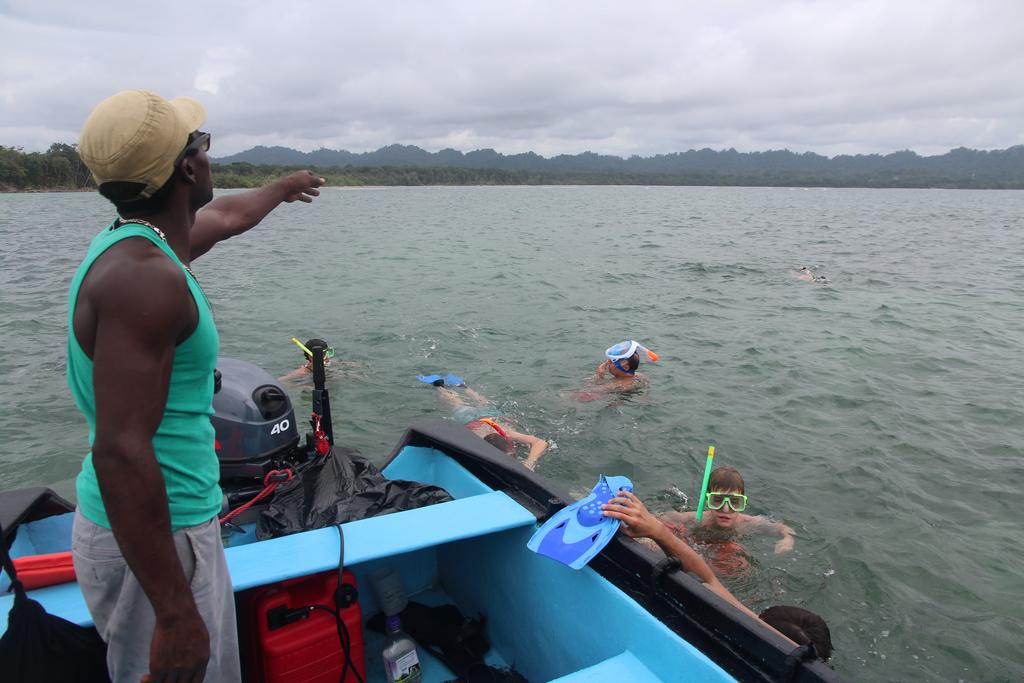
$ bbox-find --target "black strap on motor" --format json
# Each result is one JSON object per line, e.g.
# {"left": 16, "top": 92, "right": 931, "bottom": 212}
{"left": 649, "top": 556, "right": 683, "bottom": 595}
{"left": 781, "top": 643, "right": 817, "bottom": 681}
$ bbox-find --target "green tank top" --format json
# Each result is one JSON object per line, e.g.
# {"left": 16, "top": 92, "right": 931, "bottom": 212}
{"left": 67, "top": 222, "right": 221, "bottom": 530}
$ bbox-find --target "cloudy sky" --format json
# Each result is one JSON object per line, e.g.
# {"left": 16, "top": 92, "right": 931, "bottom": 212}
{"left": 2, "top": 0, "right": 1022, "bottom": 159}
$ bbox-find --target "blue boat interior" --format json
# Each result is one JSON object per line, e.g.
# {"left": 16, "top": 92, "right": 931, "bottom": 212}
{"left": 1, "top": 445, "right": 734, "bottom": 682}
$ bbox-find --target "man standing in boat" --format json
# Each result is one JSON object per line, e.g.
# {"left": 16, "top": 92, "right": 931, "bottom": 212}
{"left": 67, "top": 90, "right": 325, "bottom": 682}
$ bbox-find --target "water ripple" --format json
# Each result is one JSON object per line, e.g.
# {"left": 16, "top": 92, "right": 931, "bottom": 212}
{"left": 2, "top": 187, "right": 1023, "bottom": 681}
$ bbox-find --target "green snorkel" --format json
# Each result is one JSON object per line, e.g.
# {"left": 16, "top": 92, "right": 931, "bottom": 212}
{"left": 291, "top": 337, "right": 313, "bottom": 357}
{"left": 292, "top": 337, "right": 336, "bottom": 360}
{"left": 695, "top": 445, "right": 715, "bottom": 522}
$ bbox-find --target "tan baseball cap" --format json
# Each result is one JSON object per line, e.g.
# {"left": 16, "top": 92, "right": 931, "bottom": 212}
{"left": 79, "top": 90, "right": 207, "bottom": 199}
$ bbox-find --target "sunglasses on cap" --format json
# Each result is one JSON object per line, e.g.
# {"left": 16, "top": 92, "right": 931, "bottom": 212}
{"left": 705, "top": 491, "right": 747, "bottom": 512}
{"left": 174, "top": 131, "right": 211, "bottom": 167}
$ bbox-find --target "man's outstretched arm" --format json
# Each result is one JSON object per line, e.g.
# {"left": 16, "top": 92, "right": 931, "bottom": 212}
{"left": 190, "top": 170, "right": 326, "bottom": 260}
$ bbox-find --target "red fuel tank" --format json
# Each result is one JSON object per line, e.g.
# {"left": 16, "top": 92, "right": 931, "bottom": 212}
{"left": 239, "top": 569, "right": 366, "bottom": 683}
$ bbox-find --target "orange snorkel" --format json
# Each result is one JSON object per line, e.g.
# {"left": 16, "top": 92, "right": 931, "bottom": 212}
{"left": 477, "top": 418, "right": 509, "bottom": 440}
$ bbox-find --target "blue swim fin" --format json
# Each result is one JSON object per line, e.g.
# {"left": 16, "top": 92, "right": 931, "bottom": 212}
{"left": 416, "top": 372, "right": 466, "bottom": 387}
{"left": 527, "top": 475, "right": 633, "bottom": 570}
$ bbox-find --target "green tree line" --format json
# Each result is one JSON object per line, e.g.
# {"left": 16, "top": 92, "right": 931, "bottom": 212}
{"left": 4, "top": 143, "right": 1024, "bottom": 191}
{"left": 1, "top": 144, "right": 94, "bottom": 190}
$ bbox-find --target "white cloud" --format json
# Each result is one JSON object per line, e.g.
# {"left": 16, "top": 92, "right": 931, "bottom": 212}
{"left": 2, "top": 0, "right": 1023, "bottom": 157}
{"left": 195, "top": 46, "right": 249, "bottom": 96}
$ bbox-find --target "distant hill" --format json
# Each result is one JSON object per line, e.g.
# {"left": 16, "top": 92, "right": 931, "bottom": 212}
{"left": 5, "top": 142, "right": 1024, "bottom": 192}
{"left": 213, "top": 144, "right": 1024, "bottom": 188}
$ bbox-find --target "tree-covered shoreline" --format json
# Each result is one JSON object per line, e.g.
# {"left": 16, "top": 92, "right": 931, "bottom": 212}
{"left": 4, "top": 143, "right": 1024, "bottom": 191}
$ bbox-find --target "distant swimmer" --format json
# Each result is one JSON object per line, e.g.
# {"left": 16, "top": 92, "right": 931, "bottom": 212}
{"left": 794, "top": 266, "right": 828, "bottom": 284}
{"left": 572, "top": 339, "right": 659, "bottom": 401}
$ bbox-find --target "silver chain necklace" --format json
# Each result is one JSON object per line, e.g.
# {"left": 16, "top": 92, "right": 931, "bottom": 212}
{"left": 112, "top": 217, "right": 197, "bottom": 280}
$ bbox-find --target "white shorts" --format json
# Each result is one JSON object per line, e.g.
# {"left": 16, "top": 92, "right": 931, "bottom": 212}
{"left": 71, "top": 511, "right": 240, "bottom": 683}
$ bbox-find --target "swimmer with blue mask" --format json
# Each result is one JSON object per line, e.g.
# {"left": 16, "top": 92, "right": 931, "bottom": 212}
{"left": 571, "top": 340, "right": 659, "bottom": 402}
{"left": 596, "top": 340, "right": 659, "bottom": 381}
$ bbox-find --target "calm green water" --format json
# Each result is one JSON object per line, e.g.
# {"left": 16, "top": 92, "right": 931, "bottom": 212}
{"left": 2, "top": 186, "right": 1022, "bottom": 681}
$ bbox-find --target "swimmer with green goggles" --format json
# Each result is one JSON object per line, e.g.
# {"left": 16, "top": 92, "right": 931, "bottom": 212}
{"left": 292, "top": 337, "right": 335, "bottom": 361}
{"left": 683, "top": 465, "right": 795, "bottom": 553}
{"left": 279, "top": 337, "right": 338, "bottom": 383}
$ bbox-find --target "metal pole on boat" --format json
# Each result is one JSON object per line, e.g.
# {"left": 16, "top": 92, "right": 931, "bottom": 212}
{"left": 308, "top": 340, "right": 334, "bottom": 445}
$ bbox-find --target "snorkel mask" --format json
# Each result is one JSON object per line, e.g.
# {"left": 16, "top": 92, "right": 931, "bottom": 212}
{"left": 292, "top": 337, "right": 336, "bottom": 361}
{"left": 605, "top": 340, "right": 659, "bottom": 375}
{"left": 705, "top": 491, "right": 748, "bottom": 513}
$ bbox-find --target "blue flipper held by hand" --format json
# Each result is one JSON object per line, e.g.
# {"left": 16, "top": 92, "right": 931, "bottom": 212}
{"left": 527, "top": 475, "right": 633, "bottom": 570}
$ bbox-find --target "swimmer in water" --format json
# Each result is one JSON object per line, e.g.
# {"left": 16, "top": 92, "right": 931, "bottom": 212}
{"left": 278, "top": 337, "right": 359, "bottom": 383}
{"left": 661, "top": 466, "right": 795, "bottom": 556}
{"left": 435, "top": 384, "right": 549, "bottom": 470}
{"left": 602, "top": 491, "right": 761, "bottom": 620}
{"left": 795, "top": 266, "right": 828, "bottom": 284}
{"left": 603, "top": 491, "right": 823, "bottom": 652}
{"left": 573, "top": 340, "right": 659, "bottom": 400}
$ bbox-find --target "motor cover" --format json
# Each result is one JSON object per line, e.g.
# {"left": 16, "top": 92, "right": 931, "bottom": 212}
{"left": 212, "top": 357, "right": 300, "bottom": 482}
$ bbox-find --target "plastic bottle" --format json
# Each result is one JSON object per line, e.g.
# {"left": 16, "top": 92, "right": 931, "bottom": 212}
{"left": 370, "top": 567, "right": 409, "bottom": 616}
{"left": 382, "top": 615, "right": 422, "bottom": 683}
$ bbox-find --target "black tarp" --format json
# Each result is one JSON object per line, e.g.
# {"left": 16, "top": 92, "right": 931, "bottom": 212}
{"left": 256, "top": 445, "right": 453, "bottom": 540}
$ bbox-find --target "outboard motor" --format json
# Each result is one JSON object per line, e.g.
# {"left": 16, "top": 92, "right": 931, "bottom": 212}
{"left": 211, "top": 357, "right": 301, "bottom": 486}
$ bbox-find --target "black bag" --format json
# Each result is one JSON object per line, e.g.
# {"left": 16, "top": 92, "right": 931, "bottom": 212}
{"left": 256, "top": 445, "right": 453, "bottom": 540}
{"left": 0, "top": 520, "right": 110, "bottom": 682}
